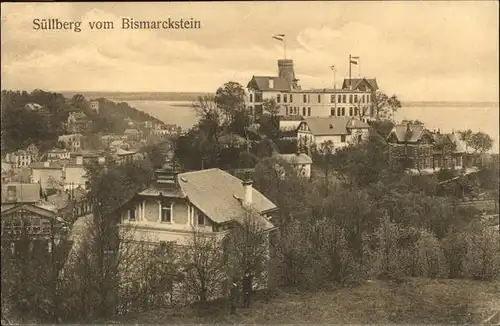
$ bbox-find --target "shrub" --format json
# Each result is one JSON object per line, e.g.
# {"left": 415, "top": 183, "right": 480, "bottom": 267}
{"left": 462, "top": 227, "right": 500, "bottom": 281}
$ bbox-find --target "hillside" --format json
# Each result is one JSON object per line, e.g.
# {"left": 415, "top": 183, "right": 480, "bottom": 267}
{"left": 60, "top": 91, "right": 212, "bottom": 102}
{"left": 1, "top": 90, "right": 166, "bottom": 153}
{"left": 114, "top": 278, "right": 500, "bottom": 324}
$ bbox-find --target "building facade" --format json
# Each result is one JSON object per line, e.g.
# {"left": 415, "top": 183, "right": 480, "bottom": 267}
{"left": 386, "top": 123, "right": 466, "bottom": 173}
{"left": 297, "top": 116, "right": 371, "bottom": 151}
{"left": 117, "top": 167, "right": 277, "bottom": 246}
{"left": 58, "top": 133, "right": 83, "bottom": 153}
{"left": 246, "top": 59, "right": 378, "bottom": 122}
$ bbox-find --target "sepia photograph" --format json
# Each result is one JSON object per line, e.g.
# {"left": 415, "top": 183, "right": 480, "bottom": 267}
{"left": 1, "top": 1, "right": 499, "bottom": 324}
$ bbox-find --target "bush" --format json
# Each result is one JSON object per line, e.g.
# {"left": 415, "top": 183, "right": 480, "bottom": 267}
{"left": 462, "top": 227, "right": 500, "bottom": 281}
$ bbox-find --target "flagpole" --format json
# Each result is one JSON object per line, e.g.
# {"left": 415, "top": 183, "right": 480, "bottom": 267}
{"left": 349, "top": 54, "right": 352, "bottom": 90}
{"left": 284, "top": 37, "right": 287, "bottom": 59}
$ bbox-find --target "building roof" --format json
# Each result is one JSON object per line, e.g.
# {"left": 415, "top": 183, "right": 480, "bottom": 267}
{"left": 116, "top": 148, "right": 137, "bottom": 156}
{"left": 247, "top": 76, "right": 291, "bottom": 92}
{"left": 342, "top": 78, "right": 379, "bottom": 91}
{"left": 300, "top": 117, "right": 370, "bottom": 136}
{"left": 25, "top": 103, "right": 44, "bottom": 111}
{"left": 30, "top": 162, "right": 64, "bottom": 170}
{"left": 178, "top": 168, "right": 277, "bottom": 223}
{"left": 276, "top": 153, "right": 313, "bottom": 165}
{"left": 48, "top": 148, "right": 69, "bottom": 154}
{"left": 388, "top": 124, "right": 429, "bottom": 143}
{"left": 124, "top": 128, "right": 140, "bottom": 135}
{"left": 136, "top": 169, "right": 277, "bottom": 224}
{"left": 433, "top": 133, "right": 466, "bottom": 153}
{"left": 47, "top": 192, "right": 71, "bottom": 210}
{"left": 218, "top": 133, "right": 247, "bottom": 146}
{"left": 1, "top": 183, "right": 41, "bottom": 204}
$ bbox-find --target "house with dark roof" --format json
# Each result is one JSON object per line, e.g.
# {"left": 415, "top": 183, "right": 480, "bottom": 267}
{"left": 386, "top": 123, "right": 466, "bottom": 173}
{"left": 246, "top": 58, "right": 376, "bottom": 120}
{"left": 297, "top": 116, "right": 370, "bottom": 151}
{"left": 341, "top": 78, "right": 379, "bottom": 92}
{"left": 117, "top": 167, "right": 277, "bottom": 246}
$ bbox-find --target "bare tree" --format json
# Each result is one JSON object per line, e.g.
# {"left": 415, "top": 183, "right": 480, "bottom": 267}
{"left": 180, "top": 229, "right": 226, "bottom": 305}
{"left": 224, "top": 208, "right": 272, "bottom": 303}
{"left": 311, "top": 140, "right": 336, "bottom": 195}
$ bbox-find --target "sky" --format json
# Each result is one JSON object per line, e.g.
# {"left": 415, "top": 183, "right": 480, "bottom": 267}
{"left": 1, "top": 1, "right": 499, "bottom": 102}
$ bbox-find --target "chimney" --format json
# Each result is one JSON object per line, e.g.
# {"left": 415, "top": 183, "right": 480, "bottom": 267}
{"left": 242, "top": 179, "right": 253, "bottom": 206}
{"left": 278, "top": 59, "right": 296, "bottom": 88}
{"left": 76, "top": 155, "right": 83, "bottom": 165}
{"left": 268, "top": 79, "right": 274, "bottom": 89}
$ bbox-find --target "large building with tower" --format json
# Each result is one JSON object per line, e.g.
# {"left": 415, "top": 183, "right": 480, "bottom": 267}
{"left": 246, "top": 59, "right": 378, "bottom": 122}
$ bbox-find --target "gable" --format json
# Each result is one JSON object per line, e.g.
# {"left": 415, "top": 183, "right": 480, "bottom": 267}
{"left": 1, "top": 203, "right": 57, "bottom": 219}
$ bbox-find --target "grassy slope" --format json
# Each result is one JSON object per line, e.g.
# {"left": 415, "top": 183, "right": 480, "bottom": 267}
{"left": 117, "top": 278, "right": 500, "bottom": 324}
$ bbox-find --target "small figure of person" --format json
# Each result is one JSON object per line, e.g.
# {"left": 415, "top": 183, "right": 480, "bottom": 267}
{"left": 242, "top": 270, "right": 254, "bottom": 308}
{"left": 230, "top": 278, "right": 239, "bottom": 314}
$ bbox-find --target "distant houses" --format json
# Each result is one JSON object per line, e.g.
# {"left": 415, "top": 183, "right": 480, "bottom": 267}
{"left": 58, "top": 133, "right": 83, "bottom": 153}
{"left": 5, "top": 144, "right": 40, "bottom": 169}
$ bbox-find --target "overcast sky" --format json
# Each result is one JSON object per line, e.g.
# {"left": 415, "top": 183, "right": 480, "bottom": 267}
{"left": 1, "top": 2, "right": 498, "bottom": 102}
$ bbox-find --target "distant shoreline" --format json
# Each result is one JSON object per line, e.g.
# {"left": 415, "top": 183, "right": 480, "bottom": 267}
{"left": 56, "top": 91, "right": 499, "bottom": 107}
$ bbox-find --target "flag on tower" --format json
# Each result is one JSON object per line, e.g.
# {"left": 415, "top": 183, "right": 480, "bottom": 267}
{"left": 330, "top": 65, "right": 335, "bottom": 70}
{"left": 350, "top": 56, "right": 359, "bottom": 65}
{"left": 272, "top": 34, "right": 285, "bottom": 41}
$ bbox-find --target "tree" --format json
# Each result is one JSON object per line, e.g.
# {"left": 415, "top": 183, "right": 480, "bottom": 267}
{"left": 262, "top": 98, "right": 280, "bottom": 117}
{"left": 180, "top": 230, "right": 226, "bottom": 305}
{"left": 214, "top": 82, "right": 246, "bottom": 123}
{"left": 372, "top": 91, "right": 402, "bottom": 121}
{"left": 467, "top": 131, "right": 493, "bottom": 154}
{"left": 368, "top": 119, "right": 394, "bottom": 139}
{"left": 311, "top": 140, "right": 336, "bottom": 195}
{"left": 224, "top": 209, "right": 271, "bottom": 297}
{"left": 457, "top": 129, "right": 473, "bottom": 153}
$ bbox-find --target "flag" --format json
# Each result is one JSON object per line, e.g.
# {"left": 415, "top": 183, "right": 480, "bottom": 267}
{"left": 330, "top": 65, "right": 335, "bottom": 70}
{"left": 350, "top": 56, "right": 359, "bottom": 65}
{"left": 272, "top": 34, "right": 285, "bottom": 41}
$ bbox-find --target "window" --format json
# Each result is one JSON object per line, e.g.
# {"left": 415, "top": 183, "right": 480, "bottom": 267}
{"left": 276, "top": 94, "right": 281, "bottom": 103}
{"left": 285, "top": 107, "right": 288, "bottom": 115}
{"left": 342, "top": 95, "right": 346, "bottom": 103}
{"left": 161, "top": 202, "right": 172, "bottom": 222}
{"left": 308, "top": 95, "right": 310, "bottom": 103}
{"left": 341, "top": 135, "right": 346, "bottom": 142}
{"left": 349, "top": 95, "right": 353, "bottom": 103}
{"left": 338, "top": 95, "right": 342, "bottom": 103}
{"left": 342, "top": 107, "right": 345, "bottom": 116}
{"left": 129, "top": 208, "right": 136, "bottom": 221}
{"left": 197, "top": 213, "right": 205, "bottom": 225}
{"left": 354, "top": 95, "right": 358, "bottom": 103}
{"left": 331, "top": 95, "right": 335, "bottom": 103}
{"left": 349, "top": 107, "right": 353, "bottom": 116}
{"left": 283, "top": 94, "right": 287, "bottom": 103}
{"left": 249, "top": 94, "right": 253, "bottom": 103}
{"left": 303, "top": 94, "right": 307, "bottom": 103}
{"left": 289, "top": 94, "right": 293, "bottom": 102}
{"left": 354, "top": 108, "right": 358, "bottom": 116}
{"left": 331, "top": 107, "right": 335, "bottom": 116}
{"left": 302, "top": 107, "right": 306, "bottom": 116}
{"left": 308, "top": 107, "right": 311, "bottom": 116}
{"left": 318, "top": 94, "right": 321, "bottom": 103}
{"left": 337, "top": 107, "right": 341, "bottom": 116}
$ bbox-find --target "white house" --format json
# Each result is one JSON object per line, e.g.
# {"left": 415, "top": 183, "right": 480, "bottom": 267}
{"left": 246, "top": 58, "right": 377, "bottom": 122}
{"left": 117, "top": 168, "right": 278, "bottom": 246}
{"left": 297, "top": 116, "right": 370, "bottom": 151}
{"left": 47, "top": 148, "right": 71, "bottom": 161}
